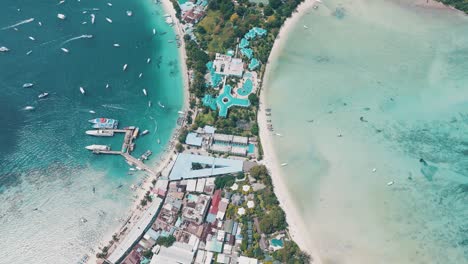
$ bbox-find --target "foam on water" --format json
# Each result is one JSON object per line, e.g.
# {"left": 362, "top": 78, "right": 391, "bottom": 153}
{"left": 265, "top": 0, "right": 468, "bottom": 263}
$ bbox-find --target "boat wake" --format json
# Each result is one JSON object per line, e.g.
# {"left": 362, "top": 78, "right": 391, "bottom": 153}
{"left": 101, "top": 104, "right": 126, "bottom": 110}
{"left": 61, "top": 34, "right": 93, "bottom": 45}
{"left": 1, "top": 18, "right": 35, "bottom": 30}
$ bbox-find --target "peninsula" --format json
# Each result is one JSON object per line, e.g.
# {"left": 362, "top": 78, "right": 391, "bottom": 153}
{"left": 91, "top": 0, "right": 317, "bottom": 264}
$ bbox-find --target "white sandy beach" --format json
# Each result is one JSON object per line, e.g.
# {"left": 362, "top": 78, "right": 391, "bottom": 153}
{"left": 258, "top": 0, "right": 321, "bottom": 262}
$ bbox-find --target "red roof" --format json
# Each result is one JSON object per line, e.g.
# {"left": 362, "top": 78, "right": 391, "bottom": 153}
{"left": 209, "top": 190, "right": 222, "bottom": 214}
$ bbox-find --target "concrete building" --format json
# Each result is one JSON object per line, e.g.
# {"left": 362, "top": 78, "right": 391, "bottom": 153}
{"left": 182, "top": 193, "right": 211, "bottom": 224}
{"left": 185, "top": 132, "right": 203, "bottom": 147}
{"left": 212, "top": 53, "right": 244, "bottom": 77}
{"left": 150, "top": 242, "right": 195, "bottom": 264}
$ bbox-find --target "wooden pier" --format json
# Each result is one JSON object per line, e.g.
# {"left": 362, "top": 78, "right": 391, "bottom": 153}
{"left": 88, "top": 127, "right": 157, "bottom": 177}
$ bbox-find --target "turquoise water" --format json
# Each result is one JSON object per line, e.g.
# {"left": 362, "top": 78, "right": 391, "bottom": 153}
{"left": 0, "top": 0, "right": 183, "bottom": 263}
{"left": 265, "top": 0, "right": 468, "bottom": 263}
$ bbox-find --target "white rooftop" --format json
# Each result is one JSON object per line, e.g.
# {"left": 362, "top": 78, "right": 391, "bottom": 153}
{"left": 169, "top": 153, "right": 244, "bottom": 180}
{"left": 150, "top": 242, "right": 195, "bottom": 264}
{"left": 237, "top": 207, "right": 246, "bottom": 216}
{"left": 238, "top": 256, "right": 259, "bottom": 264}
{"left": 186, "top": 132, "right": 203, "bottom": 147}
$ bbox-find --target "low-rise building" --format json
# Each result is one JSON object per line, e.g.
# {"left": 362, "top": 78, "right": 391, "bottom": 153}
{"left": 182, "top": 193, "right": 211, "bottom": 224}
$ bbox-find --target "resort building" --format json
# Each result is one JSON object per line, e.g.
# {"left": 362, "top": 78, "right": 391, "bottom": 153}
{"left": 212, "top": 53, "right": 244, "bottom": 77}
{"left": 168, "top": 153, "right": 244, "bottom": 180}
{"left": 185, "top": 132, "right": 203, "bottom": 147}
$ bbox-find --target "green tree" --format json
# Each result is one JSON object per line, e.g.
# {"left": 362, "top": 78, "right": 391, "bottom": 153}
{"left": 248, "top": 93, "right": 259, "bottom": 107}
{"left": 214, "top": 175, "right": 236, "bottom": 189}
{"left": 264, "top": 5, "right": 274, "bottom": 16}
{"left": 249, "top": 165, "right": 268, "bottom": 179}
{"left": 156, "top": 235, "right": 176, "bottom": 247}
{"left": 176, "top": 143, "right": 184, "bottom": 153}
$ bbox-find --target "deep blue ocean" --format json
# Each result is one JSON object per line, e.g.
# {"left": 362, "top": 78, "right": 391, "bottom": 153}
{"left": 0, "top": 0, "right": 183, "bottom": 262}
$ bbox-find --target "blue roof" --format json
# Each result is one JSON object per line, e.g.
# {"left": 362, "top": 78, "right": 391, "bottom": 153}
{"left": 239, "top": 38, "right": 249, "bottom": 49}
{"left": 185, "top": 132, "right": 203, "bottom": 147}
{"left": 169, "top": 153, "right": 244, "bottom": 180}
{"left": 241, "top": 48, "right": 253, "bottom": 59}
{"left": 248, "top": 58, "right": 260, "bottom": 71}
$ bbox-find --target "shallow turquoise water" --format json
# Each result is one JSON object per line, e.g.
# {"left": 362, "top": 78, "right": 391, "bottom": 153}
{"left": 265, "top": 1, "right": 468, "bottom": 263}
{"left": 0, "top": 0, "right": 183, "bottom": 263}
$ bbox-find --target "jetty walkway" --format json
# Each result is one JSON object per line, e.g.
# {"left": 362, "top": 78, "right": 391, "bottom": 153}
{"left": 89, "top": 127, "right": 157, "bottom": 177}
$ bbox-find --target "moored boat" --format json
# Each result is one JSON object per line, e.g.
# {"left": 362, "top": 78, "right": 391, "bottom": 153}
{"left": 80, "top": 87, "right": 85, "bottom": 94}
{"left": 85, "top": 144, "right": 110, "bottom": 151}
{"left": 142, "top": 89, "right": 147, "bottom": 96}
{"left": 141, "top": 129, "right": 149, "bottom": 136}
{"left": 106, "top": 17, "right": 113, "bottom": 23}
{"left": 23, "top": 83, "right": 34, "bottom": 88}
{"left": 123, "top": 64, "right": 128, "bottom": 71}
{"left": 57, "top": 13, "right": 66, "bottom": 20}
{"left": 0, "top": 46, "right": 9, "bottom": 52}
{"left": 38, "top": 92, "right": 49, "bottom": 99}
{"left": 61, "top": 47, "right": 69, "bottom": 53}
{"left": 85, "top": 129, "right": 114, "bottom": 137}
{"left": 88, "top": 117, "right": 118, "bottom": 129}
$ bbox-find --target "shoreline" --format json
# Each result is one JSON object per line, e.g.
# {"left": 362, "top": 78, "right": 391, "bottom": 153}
{"left": 90, "top": 0, "right": 190, "bottom": 262}
{"left": 257, "top": 0, "right": 321, "bottom": 262}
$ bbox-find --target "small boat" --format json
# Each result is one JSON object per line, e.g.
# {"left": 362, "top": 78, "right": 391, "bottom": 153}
{"left": 129, "top": 168, "right": 136, "bottom": 171}
{"left": 80, "top": 87, "right": 85, "bottom": 94}
{"left": 275, "top": 133, "right": 283, "bottom": 137}
{"left": 113, "top": 43, "right": 120, "bottom": 47}
{"left": 126, "top": 10, "right": 133, "bottom": 16}
{"left": 26, "top": 50, "right": 32, "bottom": 55}
{"left": 61, "top": 47, "right": 69, "bottom": 53}
{"left": 38, "top": 92, "right": 49, "bottom": 99}
{"left": 141, "top": 130, "right": 149, "bottom": 136}
{"left": 80, "top": 217, "right": 88, "bottom": 223}
{"left": 0, "top": 46, "right": 9, "bottom": 52}
{"left": 23, "top": 83, "right": 34, "bottom": 88}
{"left": 88, "top": 118, "right": 118, "bottom": 129}
{"left": 372, "top": 168, "right": 377, "bottom": 173}
{"left": 85, "top": 144, "right": 110, "bottom": 151}
{"left": 303, "top": 25, "right": 309, "bottom": 29}
{"left": 281, "top": 163, "right": 288, "bottom": 167}
{"left": 146, "top": 58, "right": 151, "bottom": 63}
{"left": 90, "top": 14, "right": 95, "bottom": 24}
{"left": 148, "top": 101, "right": 152, "bottom": 107}
{"left": 24, "top": 106, "right": 35, "bottom": 111}
{"left": 38, "top": 21, "right": 42, "bottom": 26}
{"left": 28, "top": 36, "right": 35, "bottom": 41}
{"left": 178, "top": 111, "right": 184, "bottom": 114}
{"left": 158, "top": 101, "right": 165, "bottom": 108}
{"left": 157, "top": 138, "right": 160, "bottom": 144}
{"left": 86, "top": 129, "right": 114, "bottom": 137}
{"left": 123, "top": 64, "right": 128, "bottom": 71}
{"left": 387, "top": 181, "right": 394, "bottom": 186}
{"left": 57, "top": 13, "right": 66, "bottom": 20}
{"left": 142, "top": 89, "right": 147, "bottom": 96}
{"left": 89, "top": 110, "right": 96, "bottom": 114}
{"left": 152, "top": 28, "right": 156, "bottom": 35}
{"left": 107, "top": 2, "right": 112, "bottom": 6}
{"left": 58, "top": 0, "right": 65, "bottom": 5}
{"left": 105, "top": 17, "right": 113, "bottom": 23}
{"left": 138, "top": 73, "right": 143, "bottom": 78}
{"left": 105, "top": 83, "right": 109, "bottom": 89}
